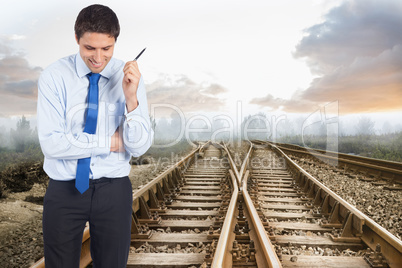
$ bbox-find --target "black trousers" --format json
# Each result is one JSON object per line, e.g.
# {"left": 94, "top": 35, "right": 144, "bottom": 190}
{"left": 43, "top": 177, "right": 133, "bottom": 268}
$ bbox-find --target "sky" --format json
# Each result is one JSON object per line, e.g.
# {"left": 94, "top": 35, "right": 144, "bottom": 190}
{"left": 0, "top": 0, "right": 401, "bottom": 133}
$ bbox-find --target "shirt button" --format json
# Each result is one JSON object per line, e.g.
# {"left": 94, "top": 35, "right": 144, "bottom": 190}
{"left": 91, "top": 163, "right": 95, "bottom": 166}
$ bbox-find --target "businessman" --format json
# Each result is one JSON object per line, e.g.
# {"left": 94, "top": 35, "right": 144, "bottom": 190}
{"left": 37, "top": 4, "right": 153, "bottom": 267}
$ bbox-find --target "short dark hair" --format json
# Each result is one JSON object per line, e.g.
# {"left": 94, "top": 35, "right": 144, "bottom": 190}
{"left": 75, "top": 4, "right": 120, "bottom": 41}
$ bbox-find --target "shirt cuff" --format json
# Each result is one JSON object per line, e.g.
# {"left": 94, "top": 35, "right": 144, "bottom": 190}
{"left": 125, "top": 102, "right": 142, "bottom": 128}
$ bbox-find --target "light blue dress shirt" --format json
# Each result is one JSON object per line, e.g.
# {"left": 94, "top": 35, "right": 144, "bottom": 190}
{"left": 37, "top": 53, "right": 153, "bottom": 181}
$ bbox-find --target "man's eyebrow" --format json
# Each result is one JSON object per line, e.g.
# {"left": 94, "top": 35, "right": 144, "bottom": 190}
{"left": 84, "top": 45, "right": 113, "bottom": 49}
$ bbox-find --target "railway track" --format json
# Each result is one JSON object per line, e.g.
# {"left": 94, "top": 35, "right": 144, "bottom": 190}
{"left": 246, "top": 141, "right": 401, "bottom": 267}
{"left": 30, "top": 141, "right": 401, "bottom": 268}
{"left": 265, "top": 141, "right": 402, "bottom": 186}
{"left": 127, "top": 144, "right": 229, "bottom": 267}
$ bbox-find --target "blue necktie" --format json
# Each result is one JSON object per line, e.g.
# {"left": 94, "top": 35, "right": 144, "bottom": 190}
{"left": 75, "top": 73, "right": 101, "bottom": 194}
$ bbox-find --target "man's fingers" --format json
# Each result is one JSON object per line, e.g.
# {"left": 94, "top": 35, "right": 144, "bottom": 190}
{"left": 110, "top": 128, "right": 125, "bottom": 152}
{"left": 123, "top": 61, "right": 139, "bottom": 73}
{"left": 123, "top": 63, "right": 141, "bottom": 85}
{"left": 124, "top": 71, "right": 140, "bottom": 82}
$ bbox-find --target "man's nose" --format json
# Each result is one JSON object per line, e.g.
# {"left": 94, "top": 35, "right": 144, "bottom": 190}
{"left": 94, "top": 49, "right": 102, "bottom": 62}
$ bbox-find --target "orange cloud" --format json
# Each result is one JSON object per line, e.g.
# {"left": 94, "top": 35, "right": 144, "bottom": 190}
{"left": 252, "top": 0, "right": 402, "bottom": 114}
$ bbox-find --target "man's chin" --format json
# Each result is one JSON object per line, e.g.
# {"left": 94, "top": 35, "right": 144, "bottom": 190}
{"left": 88, "top": 65, "right": 105, "bottom": 74}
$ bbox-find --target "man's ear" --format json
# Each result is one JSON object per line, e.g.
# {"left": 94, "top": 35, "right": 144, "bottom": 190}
{"left": 75, "top": 34, "right": 79, "bottom": 44}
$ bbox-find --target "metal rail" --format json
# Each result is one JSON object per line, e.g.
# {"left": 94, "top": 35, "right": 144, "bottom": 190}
{"left": 239, "top": 140, "right": 253, "bottom": 181}
{"left": 221, "top": 141, "right": 253, "bottom": 186}
{"left": 211, "top": 142, "right": 281, "bottom": 267}
{"left": 210, "top": 169, "right": 239, "bottom": 267}
{"left": 132, "top": 144, "right": 200, "bottom": 201}
{"left": 221, "top": 142, "right": 241, "bottom": 185}
{"left": 242, "top": 170, "right": 282, "bottom": 268}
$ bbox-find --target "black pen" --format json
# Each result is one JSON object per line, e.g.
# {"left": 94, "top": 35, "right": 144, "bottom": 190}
{"left": 133, "top": 48, "right": 146, "bottom": 61}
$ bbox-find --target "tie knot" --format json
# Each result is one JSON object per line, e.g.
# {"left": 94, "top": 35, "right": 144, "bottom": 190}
{"left": 88, "top": 73, "right": 101, "bottom": 85}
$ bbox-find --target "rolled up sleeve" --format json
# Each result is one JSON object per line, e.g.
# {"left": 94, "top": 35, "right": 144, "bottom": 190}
{"left": 122, "top": 77, "right": 153, "bottom": 157}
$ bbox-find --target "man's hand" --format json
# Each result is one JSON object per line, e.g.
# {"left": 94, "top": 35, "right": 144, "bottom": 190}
{"left": 123, "top": 61, "right": 141, "bottom": 113}
{"left": 110, "top": 127, "right": 125, "bottom": 152}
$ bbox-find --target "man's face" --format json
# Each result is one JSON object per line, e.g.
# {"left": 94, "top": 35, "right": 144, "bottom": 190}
{"left": 76, "top": 32, "right": 115, "bottom": 73}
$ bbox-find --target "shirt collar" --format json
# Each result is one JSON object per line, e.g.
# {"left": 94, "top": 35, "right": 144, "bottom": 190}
{"left": 75, "top": 53, "right": 115, "bottom": 79}
{"left": 75, "top": 53, "right": 90, "bottom": 78}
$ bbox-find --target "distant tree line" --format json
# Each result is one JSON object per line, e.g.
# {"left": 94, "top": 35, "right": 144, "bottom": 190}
{"left": 0, "top": 116, "right": 43, "bottom": 170}
{"left": 1, "top": 114, "right": 401, "bottom": 170}
{"left": 151, "top": 113, "right": 402, "bottom": 162}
